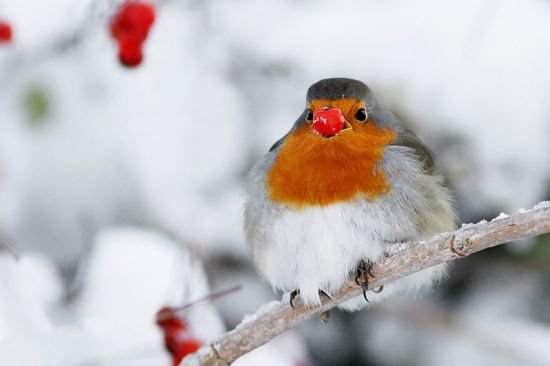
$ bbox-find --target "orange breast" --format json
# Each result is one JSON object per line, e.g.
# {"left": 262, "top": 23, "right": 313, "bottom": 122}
{"left": 266, "top": 122, "right": 396, "bottom": 208}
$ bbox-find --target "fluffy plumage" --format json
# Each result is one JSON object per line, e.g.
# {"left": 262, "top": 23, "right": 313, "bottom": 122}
{"left": 244, "top": 78, "right": 455, "bottom": 310}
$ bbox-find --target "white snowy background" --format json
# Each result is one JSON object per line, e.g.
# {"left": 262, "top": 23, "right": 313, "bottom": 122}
{"left": 0, "top": 0, "right": 549, "bottom": 365}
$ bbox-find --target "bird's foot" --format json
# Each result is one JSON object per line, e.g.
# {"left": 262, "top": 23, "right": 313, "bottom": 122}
{"left": 318, "top": 289, "right": 332, "bottom": 322}
{"left": 373, "top": 285, "right": 384, "bottom": 293}
{"left": 289, "top": 289, "right": 300, "bottom": 308}
{"left": 355, "top": 259, "right": 372, "bottom": 301}
{"left": 355, "top": 260, "right": 383, "bottom": 301}
{"left": 290, "top": 289, "right": 332, "bottom": 322}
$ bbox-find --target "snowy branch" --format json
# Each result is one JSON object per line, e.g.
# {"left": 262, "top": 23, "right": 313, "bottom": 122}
{"left": 181, "top": 201, "right": 550, "bottom": 366}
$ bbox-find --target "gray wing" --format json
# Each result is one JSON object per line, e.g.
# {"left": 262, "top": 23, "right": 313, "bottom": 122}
{"left": 367, "top": 99, "right": 435, "bottom": 174}
{"left": 368, "top": 99, "right": 455, "bottom": 233}
{"left": 269, "top": 135, "right": 286, "bottom": 152}
{"left": 391, "top": 128, "right": 435, "bottom": 174}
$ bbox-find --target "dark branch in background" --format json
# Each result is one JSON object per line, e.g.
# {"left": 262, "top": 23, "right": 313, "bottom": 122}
{"left": 181, "top": 201, "right": 550, "bottom": 366}
{"left": 0, "top": 0, "right": 121, "bottom": 87}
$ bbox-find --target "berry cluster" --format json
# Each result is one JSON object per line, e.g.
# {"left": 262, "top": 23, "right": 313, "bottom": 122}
{"left": 155, "top": 307, "right": 202, "bottom": 366}
{"left": 109, "top": 1, "right": 155, "bottom": 67}
{"left": 0, "top": 20, "right": 13, "bottom": 44}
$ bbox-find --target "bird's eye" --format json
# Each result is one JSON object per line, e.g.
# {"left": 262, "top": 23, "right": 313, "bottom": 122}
{"left": 355, "top": 108, "right": 368, "bottom": 122}
{"left": 306, "top": 110, "right": 313, "bottom": 122}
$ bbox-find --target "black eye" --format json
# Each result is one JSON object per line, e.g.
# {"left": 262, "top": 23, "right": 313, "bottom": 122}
{"left": 355, "top": 108, "right": 367, "bottom": 122}
{"left": 306, "top": 110, "right": 313, "bottom": 122}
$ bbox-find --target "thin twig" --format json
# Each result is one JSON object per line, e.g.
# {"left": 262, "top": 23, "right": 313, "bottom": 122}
{"left": 155, "top": 285, "right": 242, "bottom": 322}
{"left": 181, "top": 201, "right": 550, "bottom": 366}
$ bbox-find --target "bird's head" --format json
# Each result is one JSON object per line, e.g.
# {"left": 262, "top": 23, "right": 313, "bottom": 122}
{"left": 304, "top": 78, "right": 370, "bottom": 138}
{"left": 266, "top": 78, "right": 397, "bottom": 207}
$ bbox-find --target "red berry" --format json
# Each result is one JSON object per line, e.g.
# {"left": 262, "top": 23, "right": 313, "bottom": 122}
{"left": 313, "top": 108, "right": 345, "bottom": 136}
{"left": 155, "top": 307, "right": 203, "bottom": 366}
{"left": 0, "top": 20, "right": 13, "bottom": 43}
{"left": 118, "top": 39, "right": 143, "bottom": 67}
{"left": 110, "top": 1, "right": 155, "bottom": 44}
{"left": 171, "top": 337, "right": 202, "bottom": 366}
{"left": 110, "top": 2, "right": 155, "bottom": 68}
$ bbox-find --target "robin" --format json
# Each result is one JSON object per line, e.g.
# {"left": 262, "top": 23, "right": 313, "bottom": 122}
{"left": 244, "top": 78, "right": 455, "bottom": 313}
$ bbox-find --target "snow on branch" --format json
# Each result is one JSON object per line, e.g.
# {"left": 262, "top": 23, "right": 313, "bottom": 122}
{"left": 181, "top": 201, "right": 550, "bottom": 366}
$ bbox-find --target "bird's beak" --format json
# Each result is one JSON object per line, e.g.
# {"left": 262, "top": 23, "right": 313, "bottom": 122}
{"left": 343, "top": 119, "right": 353, "bottom": 131}
{"left": 312, "top": 108, "right": 352, "bottom": 137}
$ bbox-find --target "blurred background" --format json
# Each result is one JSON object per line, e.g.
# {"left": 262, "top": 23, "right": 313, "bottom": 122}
{"left": 1, "top": 0, "right": 550, "bottom": 365}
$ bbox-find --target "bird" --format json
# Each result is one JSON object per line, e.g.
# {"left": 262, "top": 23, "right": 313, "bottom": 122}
{"left": 244, "top": 78, "right": 455, "bottom": 312}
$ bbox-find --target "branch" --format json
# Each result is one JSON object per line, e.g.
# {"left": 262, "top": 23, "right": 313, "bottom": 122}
{"left": 0, "top": 0, "right": 109, "bottom": 87}
{"left": 182, "top": 201, "right": 550, "bottom": 366}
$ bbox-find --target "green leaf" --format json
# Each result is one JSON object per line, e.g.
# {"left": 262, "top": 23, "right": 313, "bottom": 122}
{"left": 24, "top": 87, "right": 49, "bottom": 125}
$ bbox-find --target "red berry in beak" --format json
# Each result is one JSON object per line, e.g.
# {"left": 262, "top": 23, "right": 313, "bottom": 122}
{"left": 0, "top": 20, "right": 13, "bottom": 43}
{"left": 313, "top": 108, "right": 346, "bottom": 136}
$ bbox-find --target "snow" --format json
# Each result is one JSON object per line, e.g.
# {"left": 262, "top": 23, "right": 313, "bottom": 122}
{"left": 0, "top": 0, "right": 549, "bottom": 365}
{"left": 0, "top": 228, "right": 306, "bottom": 366}
{"left": 236, "top": 300, "right": 281, "bottom": 329}
{"left": 78, "top": 227, "right": 226, "bottom": 343}
{"left": 0, "top": 228, "right": 227, "bottom": 365}
{"left": 465, "top": 201, "right": 549, "bottom": 224}
{"left": 534, "top": 201, "right": 550, "bottom": 210}
{"left": 492, "top": 212, "right": 509, "bottom": 221}
{"left": 460, "top": 220, "right": 487, "bottom": 230}
{"left": 0, "top": 252, "right": 61, "bottom": 365}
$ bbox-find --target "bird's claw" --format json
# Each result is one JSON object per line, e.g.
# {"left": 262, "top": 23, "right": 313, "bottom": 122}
{"left": 362, "top": 288, "right": 369, "bottom": 302}
{"left": 318, "top": 289, "right": 333, "bottom": 300}
{"left": 290, "top": 289, "right": 332, "bottom": 323}
{"left": 318, "top": 290, "right": 332, "bottom": 322}
{"left": 289, "top": 289, "right": 300, "bottom": 308}
{"left": 355, "top": 259, "right": 380, "bottom": 302}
